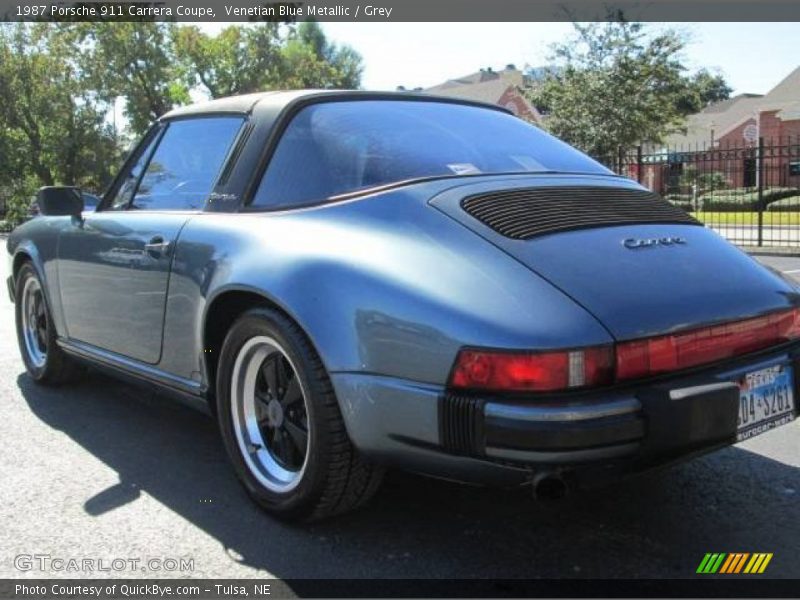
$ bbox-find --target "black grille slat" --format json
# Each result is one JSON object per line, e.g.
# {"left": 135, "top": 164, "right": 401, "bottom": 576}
{"left": 461, "top": 186, "right": 700, "bottom": 240}
{"left": 439, "top": 394, "right": 485, "bottom": 456}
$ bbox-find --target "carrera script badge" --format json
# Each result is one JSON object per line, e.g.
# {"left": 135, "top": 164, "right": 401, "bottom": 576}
{"left": 623, "top": 236, "right": 687, "bottom": 249}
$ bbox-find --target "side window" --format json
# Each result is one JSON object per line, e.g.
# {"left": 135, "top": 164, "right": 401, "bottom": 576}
{"left": 106, "top": 129, "right": 162, "bottom": 211}
{"left": 131, "top": 117, "right": 243, "bottom": 211}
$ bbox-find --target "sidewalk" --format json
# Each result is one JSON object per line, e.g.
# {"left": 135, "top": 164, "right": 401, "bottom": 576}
{"left": 740, "top": 245, "right": 800, "bottom": 257}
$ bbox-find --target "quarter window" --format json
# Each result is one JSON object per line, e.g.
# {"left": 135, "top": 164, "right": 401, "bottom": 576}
{"left": 131, "top": 117, "right": 243, "bottom": 211}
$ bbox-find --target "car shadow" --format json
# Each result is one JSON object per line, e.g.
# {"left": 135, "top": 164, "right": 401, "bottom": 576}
{"left": 16, "top": 371, "right": 800, "bottom": 580}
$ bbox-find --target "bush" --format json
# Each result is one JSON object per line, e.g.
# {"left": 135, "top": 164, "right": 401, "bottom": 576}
{"left": 2, "top": 177, "right": 38, "bottom": 228}
{"left": 4, "top": 196, "right": 32, "bottom": 227}
{"left": 699, "top": 194, "right": 759, "bottom": 211}
{"left": 698, "top": 187, "right": 799, "bottom": 211}
{"left": 766, "top": 196, "right": 800, "bottom": 212}
{"left": 663, "top": 193, "right": 692, "bottom": 202}
{"left": 678, "top": 167, "right": 730, "bottom": 193}
{"left": 663, "top": 193, "right": 694, "bottom": 212}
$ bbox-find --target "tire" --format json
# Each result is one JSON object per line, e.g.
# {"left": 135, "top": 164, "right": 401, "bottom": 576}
{"left": 216, "top": 307, "right": 384, "bottom": 521}
{"left": 15, "top": 263, "right": 81, "bottom": 385}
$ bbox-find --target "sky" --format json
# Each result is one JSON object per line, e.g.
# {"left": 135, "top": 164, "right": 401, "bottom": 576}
{"left": 312, "top": 22, "right": 800, "bottom": 95}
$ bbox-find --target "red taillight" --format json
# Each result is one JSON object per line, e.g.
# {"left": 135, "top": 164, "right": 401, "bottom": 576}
{"left": 616, "top": 307, "right": 800, "bottom": 380}
{"left": 449, "top": 346, "right": 614, "bottom": 392}
{"left": 449, "top": 308, "right": 800, "bottom": 393}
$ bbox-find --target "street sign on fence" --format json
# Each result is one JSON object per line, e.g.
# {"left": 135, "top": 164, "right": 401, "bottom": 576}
{"left": 743, "top": 123, "right": 759, "bottom": 143}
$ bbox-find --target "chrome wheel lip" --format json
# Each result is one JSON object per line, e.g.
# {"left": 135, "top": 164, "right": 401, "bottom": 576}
{"left": 21, "top": 276, "right": 47, "bottom": 369}
{"left": 230, "top": 335, "right": 310, "bottom": 493}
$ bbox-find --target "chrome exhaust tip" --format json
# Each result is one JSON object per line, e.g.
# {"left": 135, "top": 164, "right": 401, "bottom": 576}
{"left": 532, "top": 472, "right": 568, "bottom": 500}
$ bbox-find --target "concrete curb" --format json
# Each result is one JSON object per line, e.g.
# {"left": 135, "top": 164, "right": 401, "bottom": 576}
{"left": 740, "top": 246, "right": 800, "bottom": 257}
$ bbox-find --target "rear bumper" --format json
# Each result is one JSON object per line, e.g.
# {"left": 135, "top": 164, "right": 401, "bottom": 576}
{"left": 331, "top": 346, "right": 799, "bottom": 487}
{"left": 477, "top": 379, "right": 742, "bottom": 475}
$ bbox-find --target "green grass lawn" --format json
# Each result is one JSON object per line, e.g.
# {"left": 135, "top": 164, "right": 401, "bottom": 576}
{"left": 692, "top": 211, "right": 800, "bottom": 226}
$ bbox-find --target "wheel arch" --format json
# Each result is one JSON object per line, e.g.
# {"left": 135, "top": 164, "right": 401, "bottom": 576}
{"left": 12, "top": 250, "right": 33, "bottom": 280}
{"left": 201, "top": 286, "right": 323, "bottom": 402}
{"left": 11, "top": 245, "right": 51, "bottom": 312}
{"left": 11, "top": 235, "right": 49, "bottom": 281}
{"left": 9, "top": 234, "right": 72, "bottom": 340}
{"left": 12, "top": 241, "right": 46, "bottom": 283}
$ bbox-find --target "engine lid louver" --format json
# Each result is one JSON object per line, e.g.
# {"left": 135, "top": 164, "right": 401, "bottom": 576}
{"left": 461, "top": 186, "right": 701, "bottom": 240}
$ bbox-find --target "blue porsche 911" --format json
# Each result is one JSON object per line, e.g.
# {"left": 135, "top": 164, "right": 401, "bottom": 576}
{"left": 6, "top": 91, "right": 798, "bottom": 520}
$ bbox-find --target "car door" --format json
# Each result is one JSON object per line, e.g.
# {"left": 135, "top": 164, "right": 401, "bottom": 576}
{"left": 57, "top": 116, "right": 245, "bottom": 364}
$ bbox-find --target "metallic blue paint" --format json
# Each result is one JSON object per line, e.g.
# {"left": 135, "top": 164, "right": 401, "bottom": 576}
{"left": 431, "top": 176, "right": 800, "bottom": 340}
{"left": 56, "top": 211, "right": 193, "bottom": 364}
{"left": 7, "top": 91, "right": 799, "bottom": 485}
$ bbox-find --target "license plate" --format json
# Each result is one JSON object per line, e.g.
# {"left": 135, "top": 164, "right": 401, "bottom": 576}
{"left": 737, "top": 364, "right": 796, "bottom": 442}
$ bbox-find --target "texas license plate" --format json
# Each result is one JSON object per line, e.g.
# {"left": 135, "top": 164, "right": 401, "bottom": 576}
{"left": 737, "top": 364, "right": 796, "bottom": 442}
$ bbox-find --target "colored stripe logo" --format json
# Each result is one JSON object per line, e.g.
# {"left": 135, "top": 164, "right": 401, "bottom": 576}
{"left": 697, "top": 553, "right": 773, "bottom": 574}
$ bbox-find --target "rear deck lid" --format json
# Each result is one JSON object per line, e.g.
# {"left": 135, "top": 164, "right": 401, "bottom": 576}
{"left": 431, "top": 176, "right": 799, "bottom": 341}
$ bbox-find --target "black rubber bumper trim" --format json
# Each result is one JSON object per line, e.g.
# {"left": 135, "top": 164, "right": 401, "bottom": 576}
{"left": 439, "top": 394, "right": 486, "bottom": 456}
{"left": 636, "top": 381, "right": 740, "bottom": 465}
{"left": 484, "top": 411, "right": 645, "bottom": 452}
{"left": 481, "top": 382, "right": 741, "bottom": 463}
{"left": 444, "top": 352, "right": 798, "bottom": 465}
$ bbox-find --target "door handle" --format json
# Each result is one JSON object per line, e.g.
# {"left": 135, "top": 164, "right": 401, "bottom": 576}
{"left": 144, "top": 237, "right": 170, "bottom": 257}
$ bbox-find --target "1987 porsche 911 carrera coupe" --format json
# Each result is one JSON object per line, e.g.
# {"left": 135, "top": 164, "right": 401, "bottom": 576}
{"left": 6, "top": 91, "right": 799, "bottom": 519}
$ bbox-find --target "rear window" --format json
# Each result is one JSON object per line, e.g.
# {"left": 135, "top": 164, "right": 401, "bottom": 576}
{"left": 251, "top": 100, "right": 610, "bottom": 210}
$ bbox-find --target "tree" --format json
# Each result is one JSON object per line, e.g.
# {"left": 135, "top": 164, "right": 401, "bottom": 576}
{"left": 175, "top": 22, "right": 363, "bottom": 97}
{"left": 677, "top": 68, "right": 732, "bottom": 114}
{"left": 80, "top": 22, "right": 189, "bottom": 136}
{"left": 173, "top": 23, "right": 283, "bottom": 98}
{"left": 0, "top": 21, "right": 364, "bottom": 227}
{"left": 0, "top": 24, "right": 117, "bottom": 193}
{"left": 278, "top": 22, "right": 363, "bottom": 89}
{"left": 530, "top": 20, "right": 729, "bottom": 157}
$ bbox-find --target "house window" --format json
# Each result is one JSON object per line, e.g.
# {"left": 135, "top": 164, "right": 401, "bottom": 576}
{"left": 790, "top": 161, "right": 800, "bottom": 176}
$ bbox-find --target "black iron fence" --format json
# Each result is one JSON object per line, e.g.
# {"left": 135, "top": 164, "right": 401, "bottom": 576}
{"left": 595, "top": 136, "right": 800, "bottom": 248}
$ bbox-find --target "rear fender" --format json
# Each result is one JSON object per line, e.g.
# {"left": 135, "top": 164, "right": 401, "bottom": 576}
{"left": 164, "top": 190, "right": 613, "bottom": 387}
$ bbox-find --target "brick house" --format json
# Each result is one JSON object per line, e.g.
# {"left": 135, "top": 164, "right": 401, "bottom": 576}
{"left": 646, "top": 66, "right": 800, "bottom": 192}
{"left": 424, "top": 65, "right": 542, "bottom": 123}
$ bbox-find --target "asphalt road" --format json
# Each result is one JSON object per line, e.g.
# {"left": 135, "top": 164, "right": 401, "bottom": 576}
{"left": 0, "top": 248, "right": 798, "bottom": 582}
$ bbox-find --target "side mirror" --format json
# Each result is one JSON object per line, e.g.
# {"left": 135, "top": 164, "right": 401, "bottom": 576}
{"left": 36, "top": 186, "right": 84, "bottom": 218}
